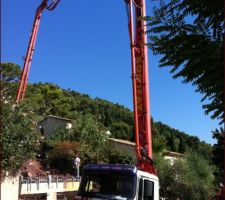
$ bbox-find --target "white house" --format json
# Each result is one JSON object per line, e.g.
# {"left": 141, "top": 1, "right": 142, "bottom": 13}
{"left": 163, "top": 151, "right": 185, "bottom": 165}
{"left": 38, "top": 115, "right": 73, "bottom": 138}
{"left": 108, "top": 138, "right": 136, "bottom": 157}
{"left": 107, "top": 138, "right": 185, "bottom": 165}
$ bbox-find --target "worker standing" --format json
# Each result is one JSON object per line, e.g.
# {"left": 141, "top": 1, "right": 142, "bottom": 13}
{"left": 73, "top": 155, "right": 80, "bottom": 178}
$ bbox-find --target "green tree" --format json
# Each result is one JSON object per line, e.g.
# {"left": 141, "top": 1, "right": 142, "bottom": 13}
{"left": 106, "top": 149, "right": 135, "bottom": 165}
{"left": 46, "top": 141, "right": 79, "bottom": 174}
{"left": 153, "top": 134, "right": 167, "bottom": 153}
{"left": 2, "top": 62, "right": 20, "bottom": 83}
{"left": 155, "top": 152, "right": 215, "bottom": 200}
{"left": 72, "top": 113, "right": 108, "bottom": 162}
{"left": 212, "top": 128, "right": 224, "bottom": 185}
{"left": 2, "top": 62, "right": 21, "bottom": 100}
{"left": 2, "top": 103, "right": 41, "bottom": 177}
{"left": 148, "top": 0, "right": 224, "bottom": 121}
{"left": 187, "top": 136, "right": 200, "bottom": 150}
{"left": 178, "top": 136, "right": 186, "bottom": 153}
{"left": 168, "top": 133, "right": 177, "bottom": 152}
{"left": 110, "top": 121, "right": 133, "bottom": 140}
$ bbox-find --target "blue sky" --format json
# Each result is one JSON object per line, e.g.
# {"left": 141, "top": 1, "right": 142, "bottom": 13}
{"left": 2, "top": 0, "right": 220, "bottom": 144}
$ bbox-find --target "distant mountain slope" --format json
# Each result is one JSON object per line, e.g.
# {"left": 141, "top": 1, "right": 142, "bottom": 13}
{"left": 24, "top": 82, "right": 211, "bottom": 160}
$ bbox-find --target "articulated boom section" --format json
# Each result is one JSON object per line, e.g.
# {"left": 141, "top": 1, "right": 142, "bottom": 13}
{"left": 16, "top": 0, "right": 60, "bottom": 103}
{"left": 126, "top": 0, "right": 156, "bottom": 175}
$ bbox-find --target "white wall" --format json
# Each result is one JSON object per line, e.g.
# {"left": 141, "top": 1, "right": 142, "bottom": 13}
{"left": 108, "top": 139, "right": 136, "bottom": 157}
{"left": 40, "top": 118, "right": 72, "bottom": 138}
{"left": 1, "top": 176, "right": 19, "bottom": 200}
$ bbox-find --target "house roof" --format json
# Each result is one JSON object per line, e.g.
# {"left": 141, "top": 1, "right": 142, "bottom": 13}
{"left": 108, "top": 138, "right": 135, "bottom": 146}
{"left": 39, "top": 115, "right": 73, "bottom": 124}
{"left": 163, "top": 151, "right": 185, "bottom": 158}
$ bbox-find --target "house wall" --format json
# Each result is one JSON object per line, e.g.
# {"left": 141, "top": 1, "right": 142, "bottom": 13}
{"left": 39, "top": 118, "right": 72, "bottom": 138}
{"left": 108, "top": 140, "right": 136, "bottom": 157}
{"left": 164, "top": 155, "right": 184, "bottom": 165}
{"left": 1, "top": 176, "right": 19, "bottom": 200}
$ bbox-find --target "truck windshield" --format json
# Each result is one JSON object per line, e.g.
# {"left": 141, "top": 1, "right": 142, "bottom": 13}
{"left": 78, "top": 172, "right": 137, "bottom": 200}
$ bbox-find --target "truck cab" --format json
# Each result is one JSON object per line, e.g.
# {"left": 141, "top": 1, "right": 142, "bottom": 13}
{"left": 75, "top": 164, "right": 159, "bottom": 200}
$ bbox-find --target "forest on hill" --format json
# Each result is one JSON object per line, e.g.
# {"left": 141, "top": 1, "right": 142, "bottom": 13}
{"left": 2, "top": 62, "right": 220, "bottom": 199}
{"left": 5, "top": 62, "right": 212, "bottom": 157}
{"left": 26, "top": 82, "right": 212, "bottom": 159}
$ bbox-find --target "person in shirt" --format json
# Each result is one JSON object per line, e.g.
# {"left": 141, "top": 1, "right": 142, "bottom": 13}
{"left": 73, "top": 155, "right": 81, "bottom": 178}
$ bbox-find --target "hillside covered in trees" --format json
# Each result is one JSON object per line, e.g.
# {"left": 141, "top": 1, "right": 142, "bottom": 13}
{"left": 3, "top": 62, "right": 219, "bottom": 199}
{"left": 3, "top": 62, "right": 212, "bottom": 160}
{"left": 25, "top": 82, "right": 211, "bottom": 157}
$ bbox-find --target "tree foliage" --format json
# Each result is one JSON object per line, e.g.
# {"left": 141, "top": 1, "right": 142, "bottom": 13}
{"left": 10, "top": 68, "right": 213, "bottom": 159}
{"left": 153, "top": 121, "right": 212, "bottom": 160}
{"left": 2, "top": 103, "right": 41, "bottom": 177}
{"left": 1, "top": 63, "right": 43, "bottom": 177}
{"left": 147, "top": 0, "right": 224, "bottom": 121}
{"left": 45, "top": 141, "right": 79, "bottom": 174}
{"left": 110, "top": 121, "right": 133, "bottom": 141}
{"left": 212, "top": 128, "right": 224, "bottom": 185}
{"left": 106, "top": 149, "right": 135, "bottom": 165}
{"left": 2, "top": 62, "right": 214, "bottom": 181}
{"left": 2, "top": 63, "right": 21, "bottom": 100}
{"left": 155, "top": 152, "right": 215, "bottom": 200}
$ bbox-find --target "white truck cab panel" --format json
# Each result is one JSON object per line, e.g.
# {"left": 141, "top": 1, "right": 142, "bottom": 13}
{"left": 75, "top": 164, "right": 159, "bottom": 200}
{"left": 136, "top": 170, "right": 159, "bottom": 200}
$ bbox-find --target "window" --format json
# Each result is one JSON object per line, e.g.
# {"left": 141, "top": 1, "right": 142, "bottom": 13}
{"left": 85, "top": 179, "right": 101, "bottom": 193}
{"left": 40, "top": 128, "right": 44, "bottom": 135}
{"left": 138, "top": 178, "right": 143, "bottom": 199}
{"left": 78, "top": 172, "right": 137, "bottom": 199}
{"left": 138, "top": 178, "right": 154, "bottom": 200}
{"left": 143, "top": 180, "right": 154, "bottom": 200}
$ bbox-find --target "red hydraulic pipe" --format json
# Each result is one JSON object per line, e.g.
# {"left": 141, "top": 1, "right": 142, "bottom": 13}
{"left": 16, "top": 0, "right": 60, "bottom": 103}
{"left": 126, "top": 0, "right": 155, "bottom": 175}
{"left": 142, "top": 0, "right": 153, "bottom": 159}
{"left": 16, "top": 1, "right": 47, "bottom": 103}
{"left": 128, "top": 0, "right": 142, "bottom": 161}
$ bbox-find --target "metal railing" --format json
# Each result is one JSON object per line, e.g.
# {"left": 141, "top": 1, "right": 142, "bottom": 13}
{"left": 20, "top": 175, "right": 81, "bottom": 184}
{"left": 19, "top": 175, "right": 81, "bottom": 195}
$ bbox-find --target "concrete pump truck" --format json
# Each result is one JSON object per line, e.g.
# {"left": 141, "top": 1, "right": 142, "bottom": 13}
{"left": 17, "top": 1, "right": 160, "bottom": 199}
{"left": 75, "top": 1, "right": 159, "bottom": 200}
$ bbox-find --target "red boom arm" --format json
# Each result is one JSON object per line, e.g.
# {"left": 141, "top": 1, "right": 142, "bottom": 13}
{"left": 17, "top": 0, "right": 155, "bottom": 175}
{"left": 126, "top": 0, "right": 156, "bottom": 175}
{"left": 16, "top": 0, "right": 60, "bottom": 103}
